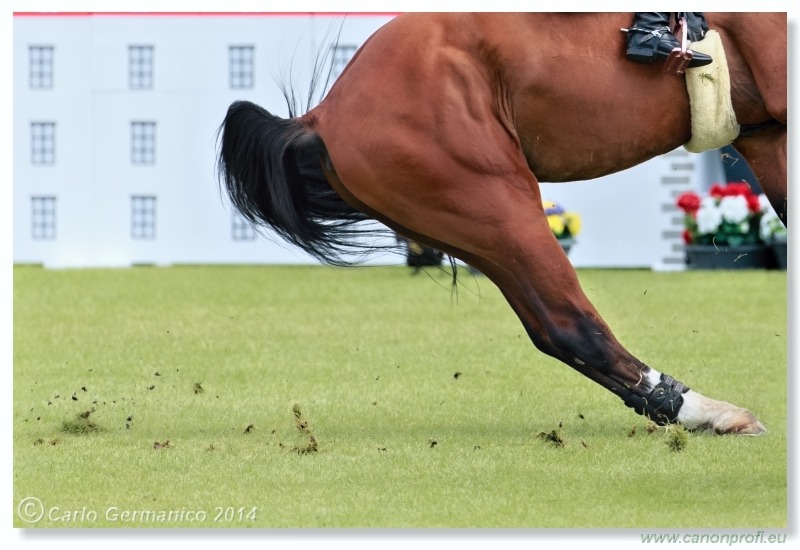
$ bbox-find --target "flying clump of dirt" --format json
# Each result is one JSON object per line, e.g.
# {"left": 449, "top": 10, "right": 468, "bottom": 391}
{"left": 291, "top": 404, "right": 318, "bottom": 455}
{"left": 537, "top": 429, "right": 565, "bottom": 447}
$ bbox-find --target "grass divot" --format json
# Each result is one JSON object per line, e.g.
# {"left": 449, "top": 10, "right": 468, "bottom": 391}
{"left": 61, "top": 409, "right": 100, "bottom": 434}
{"left": 291, "top": 404, "right": 318, "bottom": 454}
{"left": 665, "top": 424, "right": 689, "bottom": 452}
{"left": 153, "top": 440, "right": 173, "bottom": 450}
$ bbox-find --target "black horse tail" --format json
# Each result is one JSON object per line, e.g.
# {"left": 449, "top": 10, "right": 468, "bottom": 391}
{"left": 217, "top": 100, "right": 376, "bottom": 265}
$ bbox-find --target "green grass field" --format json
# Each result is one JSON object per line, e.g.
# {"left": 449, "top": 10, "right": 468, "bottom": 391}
{"left": 13, "top": 265, "right": 787, "bottom": 528}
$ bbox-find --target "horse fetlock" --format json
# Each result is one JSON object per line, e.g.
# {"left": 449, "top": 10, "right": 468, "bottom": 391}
{"left": 622, "top": 373, "right": 689, "bottom": 425}
{"left": 676, "top": 391, "right": 766, "bottom": 435}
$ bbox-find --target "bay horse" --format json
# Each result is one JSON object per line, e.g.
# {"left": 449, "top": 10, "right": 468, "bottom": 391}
{"left": 218, "top": 13, "right": 786, "bottom": 435}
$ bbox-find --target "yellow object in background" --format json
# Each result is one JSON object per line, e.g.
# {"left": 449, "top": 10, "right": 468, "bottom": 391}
{"left": 542, "top": 200, "right": 581, "bottom": 239}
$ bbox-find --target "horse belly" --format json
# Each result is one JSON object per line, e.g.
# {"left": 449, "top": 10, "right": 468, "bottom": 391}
{"left": 512, "top": 80, "right": 691, "bottom": 182}
{"left": 519, "top": 127, "right": 690, "bottom": 183}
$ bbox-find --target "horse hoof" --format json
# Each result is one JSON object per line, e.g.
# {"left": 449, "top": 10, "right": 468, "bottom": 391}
{"left": 678, "top": 391, "right": 766, "bottom": 436}
{"left": 715, "top": 410, "right": 767, "bottom": 436}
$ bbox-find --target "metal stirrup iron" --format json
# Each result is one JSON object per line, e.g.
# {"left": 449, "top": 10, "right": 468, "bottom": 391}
{"left": 663, "top": 15, "right": 693, "bottom": 75}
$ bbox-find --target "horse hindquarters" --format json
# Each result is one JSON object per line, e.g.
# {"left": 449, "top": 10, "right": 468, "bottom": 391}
{"left": 261, "top": 12, "right": 767, "bottom": 435}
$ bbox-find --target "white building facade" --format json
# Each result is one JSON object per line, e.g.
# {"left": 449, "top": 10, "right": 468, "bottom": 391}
{"left": 13, "top": 12, "right": 728, "bottom": 269}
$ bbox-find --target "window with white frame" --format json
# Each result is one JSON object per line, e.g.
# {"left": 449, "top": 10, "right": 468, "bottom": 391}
{"left": 331, "top": 44, "right": 357, "bottom": 80}
{"left": 29, "top": 45, "right": 54, "bottom": 89}
{"left": 131, "top": 196, "right": 157, "bottom": 239}
{"left": 229, "top": 45, "right": 254, "bottom": 89}
{"left": 131, "top": 121, "right": 156, "bottom": 165}
{"left": 31, "top": 122, "right": 56, "bottom": 165}
{"left": 31, "top": 196, "right": 57, "bottom": 240}
{"left": 129, "top": 45, "right": 154, "bottom": 89}
{"left": 232, "top": 214, "right": 257, "bottom": 241}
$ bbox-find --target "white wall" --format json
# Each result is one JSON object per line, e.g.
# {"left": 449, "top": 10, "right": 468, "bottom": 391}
{"left": 540, "top": 149, "right": 726, "bottom": 269}
{"left": 13, "top": 13, "right": 724, "bottom": 269}
{"left": 14, "top": 14, "right": 397, "bottom": 267}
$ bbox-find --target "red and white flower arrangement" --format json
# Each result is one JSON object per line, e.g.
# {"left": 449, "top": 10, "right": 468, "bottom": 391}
{"left": 676, "top": 183, "right": 776, "bottom": 247}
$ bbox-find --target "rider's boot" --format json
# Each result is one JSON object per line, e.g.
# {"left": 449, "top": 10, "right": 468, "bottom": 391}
{"left": 625, "top": 12, "right": 713, "bottom": 68}
{"left": 681, "top": 12, "right": 710, "bottom": 42}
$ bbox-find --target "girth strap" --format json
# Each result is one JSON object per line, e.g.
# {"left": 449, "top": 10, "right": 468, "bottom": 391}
{"left": 738, "top": 119, "right": 783, "bottom": 138}
{"left": 623, "top": 373, "right": 690, "bottom": 425}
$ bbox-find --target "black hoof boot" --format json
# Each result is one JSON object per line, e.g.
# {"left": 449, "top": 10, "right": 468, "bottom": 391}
{"left": 625, "top": 12, "right": 713, "bottom": 69}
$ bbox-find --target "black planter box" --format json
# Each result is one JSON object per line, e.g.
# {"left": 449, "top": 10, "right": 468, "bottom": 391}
{"left": 685, "top": 243, "right": 776, "bottom": 270}
{"left": 770, "top": 241, "right": 788, "bottom": 270}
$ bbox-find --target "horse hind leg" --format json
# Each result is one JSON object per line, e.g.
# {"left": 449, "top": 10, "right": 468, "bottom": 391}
{"left": 313, "top": 90, "right": 765, "bottom": 435}
{"left": 464, "top": 250, "right": 765, "bottom": 435}
{"left": 325, "top": 145, "right": 766, "bottom": 435}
